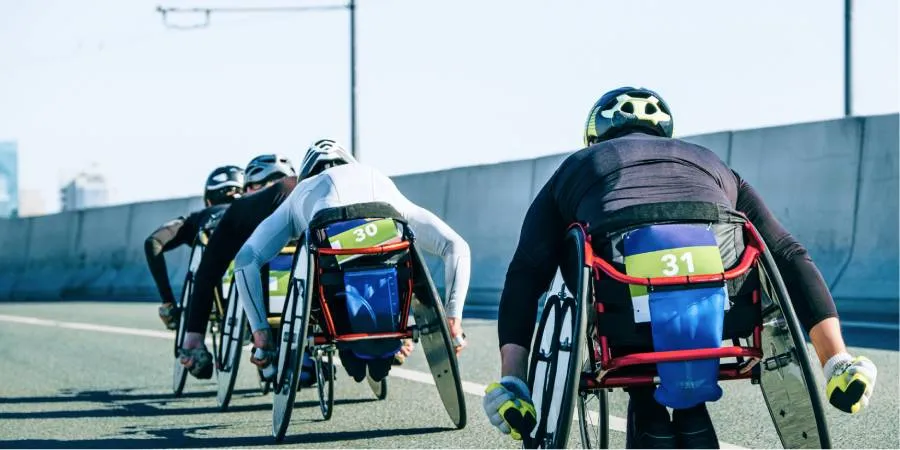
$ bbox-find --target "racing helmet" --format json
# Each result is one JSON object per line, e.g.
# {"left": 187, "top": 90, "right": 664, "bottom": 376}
{"left": 584, "top": 86, "right": 674, "bottom": 146}
{"left": 204, "top": 165, "right": 244, "bottom": 205}
{"left": 298, "top": 139, "right": 356, "bottom": 181}
{"left": 244, "top": 154, "right": 296, "bottom": 190}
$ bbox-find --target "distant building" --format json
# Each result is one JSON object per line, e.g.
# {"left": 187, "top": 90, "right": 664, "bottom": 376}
{"left": 17, "top": 189, "right": 46, "bottom": 217}
{"left": 0, "top": 142, "right": 18, "bottom": 218}
{"left": 60, "top": 170, "right": 108, "bottom": 211}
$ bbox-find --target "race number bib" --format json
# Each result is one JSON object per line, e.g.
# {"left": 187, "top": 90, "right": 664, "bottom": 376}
{"left": 325, "top": 218, "right": 403, "bottom": 264}
{"left": 623, "top": 224, "right": 728, "bottom": 323}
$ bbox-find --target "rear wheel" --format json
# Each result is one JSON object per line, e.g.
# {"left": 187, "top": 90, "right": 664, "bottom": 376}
{"left": 272, "top": 243, "right": 312, "bottom": 442}
{"left": 525, "top": 227, "right": 590, "bottom": 449}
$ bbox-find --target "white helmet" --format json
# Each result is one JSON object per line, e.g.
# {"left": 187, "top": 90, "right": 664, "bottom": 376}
{"left": 244, "top": 154, "right": 296, "bottom": 188}
{"left": 298, "top": 139, "right": 356, "bottom": 180}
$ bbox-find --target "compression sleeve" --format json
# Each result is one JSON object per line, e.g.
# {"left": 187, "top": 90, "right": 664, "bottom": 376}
{"left": 497, "top": 181, "right": 567, "bottom": 349}
{"left": 397, "top": 199, "right": 472, "bottom": 319}
{"left": 734, "top": 172, "right": 838, "bottom": 331}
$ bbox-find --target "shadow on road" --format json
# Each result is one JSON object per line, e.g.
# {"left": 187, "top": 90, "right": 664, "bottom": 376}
{"left": 0, "top": 387, "right": 379, "bottom": 421}
{"left": 0, "top": 424, "right": 454, "bottom": 448}
{"left": 0, "top": 387, "right": 258, "bottom": 405}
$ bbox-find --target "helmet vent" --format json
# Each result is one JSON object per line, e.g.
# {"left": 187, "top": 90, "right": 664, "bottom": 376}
{"left": 621, "top": 102, "right": 634, "bottom": 114}
{"left": 645, "top": 103, "right": 658, "bottom": 114}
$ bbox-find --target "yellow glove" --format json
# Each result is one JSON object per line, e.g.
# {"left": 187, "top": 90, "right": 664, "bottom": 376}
{"left": 825, "top": 353, "right": 877, "bottom": 414}
{"left": 483, "top": 376, "right": 537, "bottom": 440}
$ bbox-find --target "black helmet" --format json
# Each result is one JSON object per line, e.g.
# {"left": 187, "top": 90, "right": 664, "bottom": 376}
{"left": 204, "top": 165, "right": 245, "bottom": 205}
{"left": 584, "top": 86, "right": 674, "bottom": 146}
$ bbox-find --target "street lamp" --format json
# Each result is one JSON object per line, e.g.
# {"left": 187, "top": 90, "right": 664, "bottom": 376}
{"left": 156, "top": 1, "right": 361, "bottom": 159}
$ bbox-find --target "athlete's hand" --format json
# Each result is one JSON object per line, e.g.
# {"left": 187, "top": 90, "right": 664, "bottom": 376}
{"left": 483, "top": 376, "right": 536, "bottom": 440}
{"left": 448, "top": 317, "right": 466, "bottom": 355}
{"left": 825, "top": 353, "right": 877, "bottom": 414}
{"left": 398, "top": 339, "right": 415, "bottom": 358}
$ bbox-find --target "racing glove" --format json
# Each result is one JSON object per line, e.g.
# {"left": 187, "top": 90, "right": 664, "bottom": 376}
{"left": 483, "top": 376, "right": 537, "bottom": 440}
{"left": 824, "top": 353, "right": 877, "bottom": 414}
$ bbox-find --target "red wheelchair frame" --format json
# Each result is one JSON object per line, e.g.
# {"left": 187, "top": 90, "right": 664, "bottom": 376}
{"left": 311, "top": 241, "right": 416, "bottom": 346}
{"left": 271, "top": 216, "right": 467, "bottom": 442}
{"left": 577, "top": 220, "right": 766, "bottom": 390}
{"left": 526, "top": 218, "right": 830, "bottom": 449}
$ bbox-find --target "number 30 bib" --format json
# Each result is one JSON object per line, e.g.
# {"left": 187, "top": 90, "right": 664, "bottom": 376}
{"left": 324, "top": 218, "right": 404, "bottom": 264}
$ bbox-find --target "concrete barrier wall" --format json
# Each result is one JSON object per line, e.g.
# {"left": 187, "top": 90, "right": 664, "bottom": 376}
{"left": 830, "top": 114, "right": 900, "bottom": 322}
{"left": 0, "top": 115, "right": 896, "bottom": 324}
{"left": 730, "top": 118, "right": 864, "bottom": 285}
{"left": 0, "top": 197, "right": 199, "bottom": 302}
{"left": 0, "top": 217, "right": 31, "bottom": 299}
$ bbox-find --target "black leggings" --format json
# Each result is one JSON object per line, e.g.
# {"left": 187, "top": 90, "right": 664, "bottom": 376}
{"left": 627, "top": 387, "right": 720, "bottom": 449}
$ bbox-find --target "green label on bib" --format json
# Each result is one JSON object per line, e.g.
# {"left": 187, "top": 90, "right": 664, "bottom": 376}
{"left": 625, "top": 245, "right": 724, "bottom": 298}
{"left": 328, "top": 218, "right": 403, "bottom": 263}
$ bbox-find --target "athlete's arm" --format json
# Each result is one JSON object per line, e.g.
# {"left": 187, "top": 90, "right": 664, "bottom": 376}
{"left": 734, "top": 171, "right": 838, "bottom": 332}
{"left": 234, "top": 181, "right": 313, "bottom": 333}
{"left": 144, "top": 214, "right": 198, "bottom": 304}
{"left": 396, "top": 199, "right": 471, "bottom": 320}
{"left": 498, "top": 180, "right": 566, "bottom": 377}
{"left": 188, "top": 179, "right": 296, "bottom": 334}
{"left": 186, "top": 206, "right": 246, "bottom": 333}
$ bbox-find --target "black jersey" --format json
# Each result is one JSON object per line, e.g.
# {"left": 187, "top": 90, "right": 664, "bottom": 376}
{"left": 186, "top": 177, "right": 297, "bottom": 333}
{"left": 498, "top": 132, "right": 837, "bottom": 349}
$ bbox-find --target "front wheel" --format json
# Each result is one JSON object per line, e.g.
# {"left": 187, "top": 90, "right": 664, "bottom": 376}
{"left": 316, "top": 349, "right": 335, "bottom": 420}
{"left": 172, "top": 276, "right": 192, "bottom": 397}
{"left": 577, "top": 388, "right": 609, "bottom": 448}
{"left": 216, "top": 283, "right": 246, "bottom": 411}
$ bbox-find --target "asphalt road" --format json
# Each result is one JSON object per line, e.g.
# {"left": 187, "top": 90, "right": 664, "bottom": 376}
{"left": 0, "top": 302, "right": 896, "bottom": 449}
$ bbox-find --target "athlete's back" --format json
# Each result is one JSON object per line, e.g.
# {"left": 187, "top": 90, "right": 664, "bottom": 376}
{"left": 285, "top": 163, "right": 408, "bottom": 230}
{"left": 550, "top": 132, "right": 739, "bottom": 227}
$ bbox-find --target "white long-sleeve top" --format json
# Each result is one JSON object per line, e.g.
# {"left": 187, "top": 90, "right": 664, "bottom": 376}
{"left": 234, "top": 163, "right": 471, "bottom": 332}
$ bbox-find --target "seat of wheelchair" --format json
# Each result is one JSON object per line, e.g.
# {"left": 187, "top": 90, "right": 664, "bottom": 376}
{"left": 308, "top": 202, "right": 414, "bottom": 360}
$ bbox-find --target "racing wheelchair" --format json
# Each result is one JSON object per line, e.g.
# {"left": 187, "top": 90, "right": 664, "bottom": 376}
{"left": 215, "top": 244, "right": 296, "bottom": 410}
{"left": 524, "top": 204, "right": 831, "bottom": 449}
{"left": 267, "top": 202, "right": 467, "bottom": 441}
{"left": 171, "top": 227, "right": 292, "bottom": 409}
{"left": 171, "top": 229, "right": 223, "bottom": 397}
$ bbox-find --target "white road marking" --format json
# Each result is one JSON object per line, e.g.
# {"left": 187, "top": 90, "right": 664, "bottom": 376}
{"left": 0, "top": 313, "right": 747, "bottom": 449}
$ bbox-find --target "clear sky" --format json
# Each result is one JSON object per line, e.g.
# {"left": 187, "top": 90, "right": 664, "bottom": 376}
{"left": 1, "top": 0, "right": 897, "bottom": 213}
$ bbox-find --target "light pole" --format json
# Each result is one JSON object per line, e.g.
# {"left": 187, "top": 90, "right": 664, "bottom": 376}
{"left": 844, "top": 0, "right": 853, "bottom": 117}
{"left": 156, "top": 2, "right": 361, "bottom": 159}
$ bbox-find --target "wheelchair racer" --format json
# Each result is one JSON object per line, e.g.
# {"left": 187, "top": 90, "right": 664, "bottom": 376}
{"left": 177, "top": 154, "right": 300, "bottom": 379}
{"left": 145, "top": 165, "right": 244, "bottom": 330}
{"left": 177, "top": 152, "right": 393, "bottom": 382}
{"left": 233, "top": 139, "right": 471, "bottom": 384}
{"left": 484, "top": 87, "right": 879, "bottom": 448}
